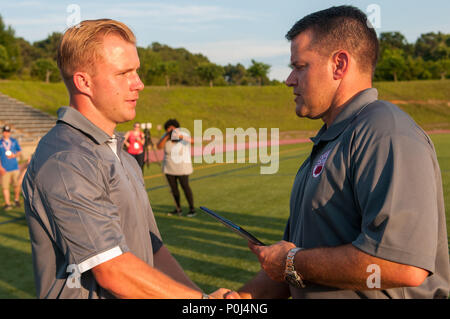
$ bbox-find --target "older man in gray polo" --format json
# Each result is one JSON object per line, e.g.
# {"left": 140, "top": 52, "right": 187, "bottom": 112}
{"left": 233, "top": 6, "right": 449, "bottom": 299}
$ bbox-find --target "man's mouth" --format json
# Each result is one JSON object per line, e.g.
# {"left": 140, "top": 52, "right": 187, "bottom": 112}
{"left": 126, "top": 97, "right": 139, "bottom": 104}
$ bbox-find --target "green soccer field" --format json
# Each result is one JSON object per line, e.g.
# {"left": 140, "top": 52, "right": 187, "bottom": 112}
{"left": 0, "top": 135, "right": 449, "bottom": 298}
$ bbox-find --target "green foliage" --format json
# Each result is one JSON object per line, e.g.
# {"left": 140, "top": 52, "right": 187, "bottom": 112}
{"left": 247, "top": 59, "right": 271, "bottom": 86}
{"left": 0, "top": 15, "right": 22, "bottom": 77}
{"left": 376, "top": 48, "right": 407, "bottom": 81}
{"left": 224, "top": 63, "right": 247, "bottom": 85}
{"left": 151, "top": 61, "right": 179, "bottom": 87}
{"left": 0, "top": 45, "right": 10, "bottom": 74}
{"left": 30, "top": 58, "right": 60, "bottom": 82}
{"left": 0, "top": 15, "right": 277, "bottom": 86}
{"left": 415, "top": 32, "right": 450, "bottom": 61}
{"left": 1, "top": 12, "right": 450, "bottom": 84}
{"left": 32, "top": 32, "right": 62, "bottom": 61}
{"left": 374, "top": 31, "right": 450, "bottom": 81}
{"left": 196, "top": 63, "right": 224, "bottom": 87}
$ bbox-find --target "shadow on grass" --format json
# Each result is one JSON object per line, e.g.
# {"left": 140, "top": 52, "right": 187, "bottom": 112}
{"left": 0, "top": 212, "right": 35, "bottom": 298}
{"left": 0, "top": 244, "right": 35, "bottom": 298}
{"left": 152, "top": 204, "right": 287, "bottom": 290}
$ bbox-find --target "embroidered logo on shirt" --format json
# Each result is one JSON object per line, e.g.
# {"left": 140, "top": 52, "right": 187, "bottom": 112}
{"left": 312, "top": 149, "right": 331, "bottom": 178}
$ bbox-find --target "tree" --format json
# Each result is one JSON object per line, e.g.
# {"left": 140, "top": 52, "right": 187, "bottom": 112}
{"left": 430, "top": 59, "right": 450, "bottom": 79}
{"left": 247, "top": 59, "right": 271, "bottom": 86}
{"left": 379, "top": 32, "right": 414, "bottom": 56}
{"left": 0, "top": 15, "right": 22, "bottom": 78}
{"left": 404, "top": 56, "right": 430, "bottom": 80}
{"left": 415, "top": 32, "right": 450, "bottom": 61}
{"left": 137, "top": 46, "right": 163, "bottom": 85}
{"left": 30, "top": 58, "right": 60, "bottom": 82}
{"left": 33, "top": 32, "right": 62, "bottom": 60}
{"left": 224, "top": 63, "right": 247, "bottom": 85}
{"left": 0, "top": 45, "right": 10, "bottom": 76}
{"left": 153, "top": 61, "right": 178, "bottom": 87}
{"left": 375, "top": 48, "right": 407, "bottom": 81}
{"left": 138, "top": 42, "right": 213, "bottom": 86}
{"left": 196, "top": 63, "right": 224, "bottom": 87}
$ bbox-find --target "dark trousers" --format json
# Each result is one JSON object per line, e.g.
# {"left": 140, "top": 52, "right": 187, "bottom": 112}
{"left": 131, "top": 152, "right": 145, "bottom": 171}
{"left": 165, "top": 174, "right": 194, "bottom": 211}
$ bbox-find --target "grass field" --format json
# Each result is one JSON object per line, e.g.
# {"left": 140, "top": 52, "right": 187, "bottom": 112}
{"left": 0, "top": 134, "right": 449, "bottom": 298}
{"left": 0, "top": 79, "right": 449, "bottom": 134}
{"left": 0, "top": 79, "right": 449, "bottom": 298}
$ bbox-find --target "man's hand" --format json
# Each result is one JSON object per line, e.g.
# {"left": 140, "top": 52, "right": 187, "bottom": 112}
{"left": 0, "top": 167, "right": 5, "bottom": 176}
{"left": 248, "top": 240, "right": 296, "bottom": 282}
{"left": 209, "top": 288, "right": 241, "bottom": 299}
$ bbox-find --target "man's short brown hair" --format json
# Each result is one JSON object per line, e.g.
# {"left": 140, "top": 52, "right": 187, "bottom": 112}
{"left": 57, "top": 19, "right": 136, "bottom": 84}
{"left": 286, "top": 6, "right": 379, "bottom": 76}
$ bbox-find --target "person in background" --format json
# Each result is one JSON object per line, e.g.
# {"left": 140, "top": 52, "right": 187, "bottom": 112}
{"left": 0, "top": 125, "right": 22, "bottom": 210}
{"left": 124, "top": 122, "right": 145, "bottom": 171}
{"left": 157, "top": 119, "right": 196, "bottom": 217}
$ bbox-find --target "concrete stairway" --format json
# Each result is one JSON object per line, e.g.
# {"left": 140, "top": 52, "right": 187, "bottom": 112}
{"left": 0, "top": 92, "right": 57, "bottom": 158}
{"left": 0, "top": 92, "right": 57, "bottom": 144}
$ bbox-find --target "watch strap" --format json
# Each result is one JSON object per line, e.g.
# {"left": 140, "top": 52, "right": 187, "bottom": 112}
{"left": 285, "top": 247, "right": 306, "bottom": 288}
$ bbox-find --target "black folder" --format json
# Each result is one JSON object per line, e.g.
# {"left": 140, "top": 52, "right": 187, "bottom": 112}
{"left": 200, "top": 206, "right": 265, "bottom": 246}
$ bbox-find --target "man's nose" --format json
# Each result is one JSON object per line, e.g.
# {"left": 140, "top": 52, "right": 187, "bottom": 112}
{"left": 132, "top": 73, "right": 145, "bottom": 91}
{"left": 285, "top": 70, "right": 297, "bottom": 87}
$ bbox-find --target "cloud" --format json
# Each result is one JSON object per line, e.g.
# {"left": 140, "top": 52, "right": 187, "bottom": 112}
{"left": 177, "top": 39, "right": 291, "bottom": 81}
{"left": 182, "top": 39, "right": 290, "bottom": 65}
{"left": 102, "top": 3, "right": 254, "bottom": 24}
{"left": 1, "top": 1, "right": 41, "bottom": 8}
{"left": 4, "top": 16, "right": 64, "bottom": 27}
{"left": 269, "top": 65, "right": 291, "bottom": 82}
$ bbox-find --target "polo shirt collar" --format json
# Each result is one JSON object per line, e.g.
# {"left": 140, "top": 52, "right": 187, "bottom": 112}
{"left": 57, "top": 106, "right": 124, "bottom": 146}
{"left": 310, "top": 88, "right": 378, "bottom": 145}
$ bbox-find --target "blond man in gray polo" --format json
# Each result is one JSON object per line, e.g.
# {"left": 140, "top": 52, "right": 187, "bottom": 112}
{"left": 23, "top": 19, "right": 234, "bottom": 299}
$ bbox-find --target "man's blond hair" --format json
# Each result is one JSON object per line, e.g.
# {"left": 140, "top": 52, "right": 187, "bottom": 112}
{"left": 57, "top": 19, "right": 136, "bottom": 85}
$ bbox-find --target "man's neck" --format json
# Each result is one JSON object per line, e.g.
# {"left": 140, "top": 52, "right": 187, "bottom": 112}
{"left": 70, "top": 97, "right": 116, "bottom": 137}
{"left": 323, "top": 83, "right": 372, "bottom": 128}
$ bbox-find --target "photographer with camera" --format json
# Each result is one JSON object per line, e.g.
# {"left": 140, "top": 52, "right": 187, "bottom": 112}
{"left": 157, "top": 119, "right": 196, "bottom": 217}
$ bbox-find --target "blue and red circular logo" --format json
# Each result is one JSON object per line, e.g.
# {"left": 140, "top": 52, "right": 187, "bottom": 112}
{"left": 312, "top": 149, "right": 331, "bottom": 178}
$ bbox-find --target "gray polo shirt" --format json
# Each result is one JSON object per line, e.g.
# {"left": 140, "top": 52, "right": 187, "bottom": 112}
{"left": 284, "top": 88, "right": 449, "bottom": 299}
{"left": 23, "top": 106, "right": 163, "bottom": 299}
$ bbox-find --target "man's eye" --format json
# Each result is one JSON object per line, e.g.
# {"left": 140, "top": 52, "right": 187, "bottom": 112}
{"left": 290, "top": 64, "right": 304, "bottom": 70}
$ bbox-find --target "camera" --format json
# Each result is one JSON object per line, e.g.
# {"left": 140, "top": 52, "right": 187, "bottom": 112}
{"left": 141, "top": 123, "right": 153, "bottom": 146}
{"left": 170, "top": 128, "right": 180, "bottom": 141}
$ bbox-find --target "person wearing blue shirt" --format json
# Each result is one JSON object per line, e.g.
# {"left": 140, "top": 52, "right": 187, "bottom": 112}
{"left": 0, "top": 125, "right": 22, "bottom": 210}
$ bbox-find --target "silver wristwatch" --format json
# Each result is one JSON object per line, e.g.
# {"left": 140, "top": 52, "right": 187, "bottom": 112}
{"left": 285, "top": 247, "right": 306, "bottom": 288}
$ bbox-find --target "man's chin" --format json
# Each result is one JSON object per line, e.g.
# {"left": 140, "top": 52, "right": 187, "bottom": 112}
{"left": 295, "top": 105, "right": 320, "bottom": 120}
{"left": 295, "top": 104, "right": 308, "bottom": 118}
{"left": 118, "top": 111, "right": 136, "bottom": 124}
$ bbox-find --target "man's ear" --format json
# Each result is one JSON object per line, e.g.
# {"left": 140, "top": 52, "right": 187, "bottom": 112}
{"left": 332, "top": 50, "right": 350, "bottom": 80}
{"left": 72, "top": 71, "right": 93, "bottom": 97}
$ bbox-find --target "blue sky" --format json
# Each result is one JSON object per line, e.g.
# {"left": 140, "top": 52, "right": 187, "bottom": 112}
{"left": 1, "top": 0, "right": 449, "bottom": 81}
